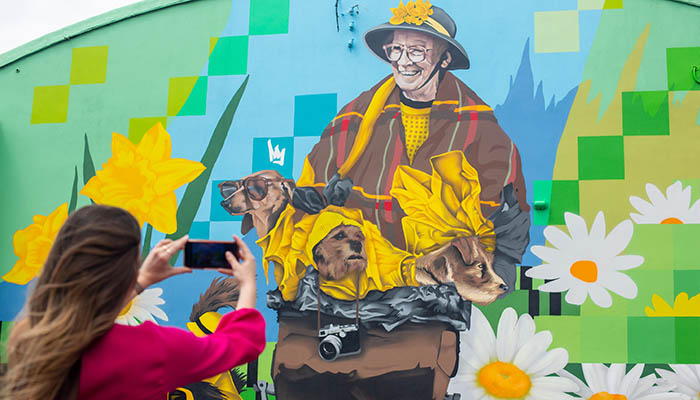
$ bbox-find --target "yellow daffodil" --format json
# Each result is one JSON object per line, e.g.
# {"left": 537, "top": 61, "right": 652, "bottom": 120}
{"left": 391, "top": 0, "right": 433, "bottom": 25}
{"left": 645, "top": 292, "right": 700, "bottom": 316}
{"left": 390, "top": 0, "right": 409, "bottom": 25}
{"left": 3, "top": 203, "right": 68, "bottom": 285}
{"left": 80, "top": 123, "right": 205, "bottom": 234}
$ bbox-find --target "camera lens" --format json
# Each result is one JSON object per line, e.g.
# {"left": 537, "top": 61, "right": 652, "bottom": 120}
{"left": 318, "top": 335, "right": 342, "bottom": 361}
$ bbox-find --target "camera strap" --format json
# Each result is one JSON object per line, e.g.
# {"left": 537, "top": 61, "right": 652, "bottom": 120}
{"left": 317, "top": 271, "right": 360, "bottom": 332}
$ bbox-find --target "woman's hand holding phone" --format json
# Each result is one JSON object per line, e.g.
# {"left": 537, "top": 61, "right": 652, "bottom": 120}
{"left": 138, "top": 235, "right": 193, "bottom": 288}
{"left": 218, "top": 235, "right": 257, "bottom": 310}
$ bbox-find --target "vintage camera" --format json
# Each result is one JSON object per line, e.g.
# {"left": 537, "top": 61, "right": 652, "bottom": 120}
{"left": 317, "top": 323, "right": 361, "bottom": 361}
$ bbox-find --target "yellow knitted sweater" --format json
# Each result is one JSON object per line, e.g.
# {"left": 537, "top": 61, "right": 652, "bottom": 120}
{"left": 400, "top": 103, "right": 431, "bottom": 164}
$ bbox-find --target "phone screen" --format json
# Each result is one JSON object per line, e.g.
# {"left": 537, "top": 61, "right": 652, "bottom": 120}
{"left": 184, "top": 241, "right": 237, "bottom": 269}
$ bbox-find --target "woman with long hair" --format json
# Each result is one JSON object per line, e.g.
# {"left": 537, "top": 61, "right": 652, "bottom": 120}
{"left": 1, "top": 204, "right": 265, "bottom": 400}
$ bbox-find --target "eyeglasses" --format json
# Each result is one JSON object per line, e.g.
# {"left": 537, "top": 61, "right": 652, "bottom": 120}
{"left": 382, "top": 43, "right": 433, "bottom": 63}
{"left": 218, "top": 177, "right": 284, "bottom": 202}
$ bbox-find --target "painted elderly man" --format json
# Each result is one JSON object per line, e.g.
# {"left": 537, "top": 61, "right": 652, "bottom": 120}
{"left": 264, "top": 2, "right": 531, "bottom": 399}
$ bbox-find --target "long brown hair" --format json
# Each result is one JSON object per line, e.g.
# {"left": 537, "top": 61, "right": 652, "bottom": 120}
{"left": 2, "top": 205, "right": 141, "bottom": 400}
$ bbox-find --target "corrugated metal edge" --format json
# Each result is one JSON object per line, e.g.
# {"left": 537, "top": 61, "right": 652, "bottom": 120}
{"left": 667, "top": 0, "right": 700, "bottom": 7}
{"left": 0, "top": 0, "right": 199, "bottom": 68}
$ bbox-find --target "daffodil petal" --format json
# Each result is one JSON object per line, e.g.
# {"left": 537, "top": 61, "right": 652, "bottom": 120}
{"left": 148, "top": 194, "right": 178, "bottom": 234}
{"left": 80, "top": 175, "right": 104, "bottom": 203}
{"left": 2, "top": 260, "right": 34, "bottom": 284}
{"left": 111, "top": 132, "right": 139, "bottom": 163}
{"left": 137, "top": 123, "right": 172, "bottom": 162}
{"left": 151, "top": 158, "right": 206, "bottom": 196}
{"left": 12, "top": 224, "right": 42, "bottom": 258}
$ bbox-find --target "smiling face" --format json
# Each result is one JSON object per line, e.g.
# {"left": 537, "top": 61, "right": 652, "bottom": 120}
{"left": 387, "top": 30, "right": 450, "bottom": 101}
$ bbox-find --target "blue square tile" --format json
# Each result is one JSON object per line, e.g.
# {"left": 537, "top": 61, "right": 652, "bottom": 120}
{"left": 0, "top": 281, "right": 29, "bottom": 321}
{"left": 293, "top": 136, "right": 320, "bottom": 180}
{"left": 210, "top": 221, "right": 243, "bottom": 240}
{"left": 252, "top": 137, "right": 294, "bottom": 177}
{"left": 188, "top": 221, "right": 210, "bottom": 239}
{"left": 293, "top": 93, "right": 337, "bottom": 137}
{"left": 211, "top": 180, "right": 244, "bottom": 222}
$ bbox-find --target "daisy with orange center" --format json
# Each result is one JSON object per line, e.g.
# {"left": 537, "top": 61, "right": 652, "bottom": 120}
{"left": 630, "top": 181, "right": 700, "bottom": 225}
{"left": 526, "top": 211, "right": 644, "bottom": 308}
{"left": 448, "top": 307, "right": 578, "bottom": 399}
{"left": 3, "top": 203, "right": 68, "bottom": 285}
{"left": 558, "top": 364, "right": 688, "bottom": 400}
{"left": 80, "top": 123, "right": 205, "bottom": 234}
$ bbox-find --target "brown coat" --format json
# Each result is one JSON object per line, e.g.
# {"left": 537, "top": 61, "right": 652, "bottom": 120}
{"left": 303, "top": 72, "right": 529, "bottom": 251}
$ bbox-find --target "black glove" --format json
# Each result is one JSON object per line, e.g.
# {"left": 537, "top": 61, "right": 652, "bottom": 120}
{"left": 488, "top": 184, "right": 531, "bottom": 297}
{"left": 292, "top": 173, "right": 354, "bottom": 214}
{"left": 323, "top": 173, "right": 353, "bottom": 207}
{"left": 292, "top": 187, "right": 325, "bottom": 214}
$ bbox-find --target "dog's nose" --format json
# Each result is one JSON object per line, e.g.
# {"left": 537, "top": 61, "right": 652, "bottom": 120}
{"left": 349, "top": 240, "right": 362, "bottom": 253}
{"left": 499, "top": 284, "right": 509, "bottom": 292}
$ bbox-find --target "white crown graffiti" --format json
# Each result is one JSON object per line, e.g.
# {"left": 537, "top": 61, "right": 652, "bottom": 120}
{"left": 267, "top": 139, "right": 286, "bottom": 166}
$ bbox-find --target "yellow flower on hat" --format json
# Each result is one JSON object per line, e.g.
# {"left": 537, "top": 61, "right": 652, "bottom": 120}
{"left": 391, "top": 0, "right": 434, "bottom": 26}
{"left": 3, "top": 203, "right": 68, "bottom": 284}
{"left": 390, "top": 0, "right": 409, "bottom": 25}
{"left": 80, "top": 123, "right": 205, "bottom": 234}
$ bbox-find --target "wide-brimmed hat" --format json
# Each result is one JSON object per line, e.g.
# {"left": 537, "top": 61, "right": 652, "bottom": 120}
{"left": 363, "top": 1, "right": 470, "bottom": 70}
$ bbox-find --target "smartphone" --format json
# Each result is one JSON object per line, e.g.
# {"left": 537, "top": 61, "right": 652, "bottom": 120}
{"left": 184, "top": 240, "right": 238, "bottom": 269}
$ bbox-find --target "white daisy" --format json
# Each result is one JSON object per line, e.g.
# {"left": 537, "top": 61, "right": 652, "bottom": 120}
{"left": 558, "top": 364, "right": 689, "bottom": 399}
{"left": 448, "top": 306, "right": 578, "bottom": 400}
{"left": 115, "top": 287, "right": 168, "bottom": 326}
{"left": 629, "top": 181, "right": 700, "bottom": 224}
{"left": 526, "top": 211, "right": 644, "bottom": 308}
{"left": 655, "top": 365, "right": 700, "bottom": 400}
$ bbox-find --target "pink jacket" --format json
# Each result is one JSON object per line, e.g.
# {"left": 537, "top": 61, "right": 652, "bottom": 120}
{"left": 78, "top": 308, "right": 266, "bottom": 399}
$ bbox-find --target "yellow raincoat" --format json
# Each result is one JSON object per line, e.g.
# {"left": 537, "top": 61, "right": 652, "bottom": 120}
{"left": 257, "top": 151, "right": 494, "bottom": 302}
{"left": 391, "top": 150, "right": 495, "bottom": 255}
{"left": 258, "top": 205, "right": 417, "bottom": 301}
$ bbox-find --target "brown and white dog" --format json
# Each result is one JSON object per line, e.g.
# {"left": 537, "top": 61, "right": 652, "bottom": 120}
{"left": 220, "top": 171, "right": 507, "bottom": 305}
{"left": 219, "top": 170, "right": 295, "bottom": 238}
{"left": 312, "top": 224, "right": 368, "bottom": 281}
{"left": 414, "top": 236, "right": 508, "bottom": 305}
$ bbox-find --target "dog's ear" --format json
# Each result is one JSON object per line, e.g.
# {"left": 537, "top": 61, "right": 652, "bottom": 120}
{"left": 241, "top": 214, "right": 254, "bottom": 235}
{"left": 312, "top": 242, "right": 326, "bottom": 266}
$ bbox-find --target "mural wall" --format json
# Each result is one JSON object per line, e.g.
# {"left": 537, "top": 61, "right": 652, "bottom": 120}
{"left": 1, "top": 0, "right": 700, "bottom": 398}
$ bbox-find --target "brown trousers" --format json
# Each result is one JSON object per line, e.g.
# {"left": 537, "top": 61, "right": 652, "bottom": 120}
{"left": 272, "top": 316, "right": 458, "bottom": 400}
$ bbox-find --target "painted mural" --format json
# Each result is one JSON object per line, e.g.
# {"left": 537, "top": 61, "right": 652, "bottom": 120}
{"left": 1, "top": 0, "right": 700, "bottom": 399}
